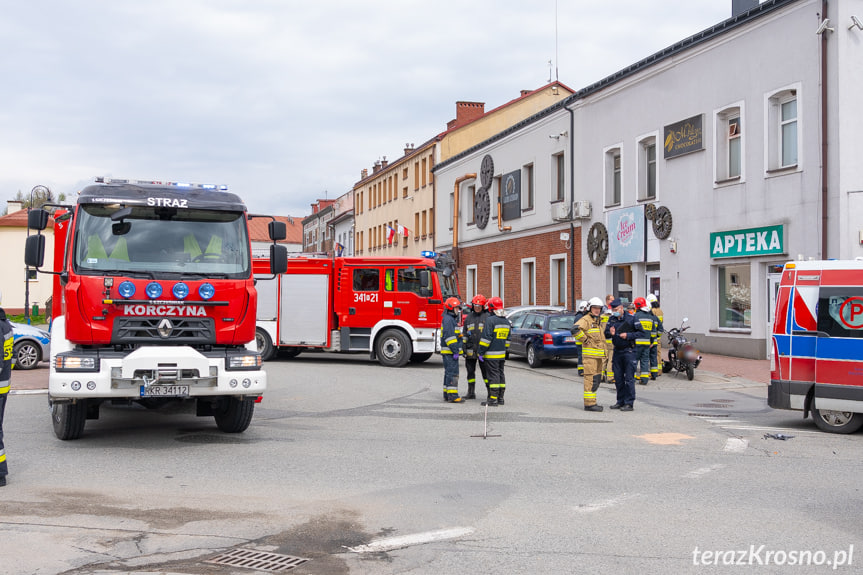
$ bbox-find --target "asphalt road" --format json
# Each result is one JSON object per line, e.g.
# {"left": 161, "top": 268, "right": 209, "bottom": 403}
{"left": 1, "top": 353, "right": 861, "bottom": 575}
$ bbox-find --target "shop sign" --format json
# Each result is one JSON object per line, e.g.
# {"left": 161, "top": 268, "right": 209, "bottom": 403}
{"left": 710, "top": 224, "right": 784, "bottom": 258}
{"left": 607, "top": 205, "right": 645, "bottom": 265}
{"left": 663, "top": 114, "right": 703, "bottom": 159}
{"left": 501, "top": 170, "right": 521, "bottom": 221}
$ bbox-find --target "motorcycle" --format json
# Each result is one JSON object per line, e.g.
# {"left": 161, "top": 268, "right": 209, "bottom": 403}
{"left": 661, "top": 317, "right": 702, "bottom": 381}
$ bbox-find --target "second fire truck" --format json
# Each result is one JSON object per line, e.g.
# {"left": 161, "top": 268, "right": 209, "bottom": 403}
{"left": 253, "top": 252, "right": 460, "bottom": 367}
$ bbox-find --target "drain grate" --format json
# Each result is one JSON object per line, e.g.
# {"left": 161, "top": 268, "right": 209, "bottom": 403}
{"left": 205, "top": 548, "right": 310, "bottom": 572}
{"left": 688, "top": 412, "right": 730, "bottom": 417}
{"left": 693, "top": 403, "right": 730, "bottom": 408}
{"left": 711, "top": 399, "right": 735, "bottom": 404}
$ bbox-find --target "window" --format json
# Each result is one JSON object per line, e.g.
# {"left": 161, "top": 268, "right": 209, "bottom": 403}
{"left": 715, "top": 105, "right": 743, "bottom": 182}
{"left": 421, "top": 210, "right": 427, "bottom": 237}
{"left": 403, "top": 186, "right": 408, "bottom": 198}
{"left": 638, "top": 136, "right": 657, "bottom": 200}
{"left": 421, "top": 158, "right": 427, "bottom": 187}
{"left": 384, "top": 269, "right": 395, "bottom": 291}
{"left": 553, "top": 153, "right": 565, "bottom": 202}
{"left": 414, "top": 161, "right": 419, "bottom": 190}
{"left": 428, "top": 207, "right": 434, "bottom": 237}
{"left": 415, "top": 212, "right": 421, "bottom": 240}
{"left": 551, "top": 256, "right": 566, "bottom": 307}
{"left": 402, "top": 167, "right": 408, "bottom": 180}
{"left": 521, "top": 258, "right": 536, "bottom": 305}
{"left": 397, "top": 268, "right": 428, "bottom": 296}
{"left": 767, "top": 88, "right": 799, "bottom": 171}
{"left": 718, "top": 264, "right": 751, "bottom": 329}
{"left": 466, "top": 265, "right": 477, "bottom": 302}
{"left": 353, "top": 269, "right": 380, "bottom": 291}
{"left": 817, "top": 288, "right": 863, "bottom": 338}
{"left": 523, "top": 163, "right": 534, "bottom": 210}
{"left": 604, "top": 147, "right": 621, "bottom": 206}
{"left": 492, "top": 262, "right": 504, "bottom": 300}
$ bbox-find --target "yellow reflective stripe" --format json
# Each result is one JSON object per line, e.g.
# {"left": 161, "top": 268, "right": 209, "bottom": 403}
{"left": 635, "top": 341, "right": 651, "bottom": 345}
{"left": 583, "top": 392, "right": 597, "bottom": 399}
{"left": 441, "top": 349, "right": 454, "bottom": 355}
{"left": 485, "top": 352, "right": 506, "bottom": 359}
{"left": 587, "top": 328, "right": 602, "bottom": 334}
{"left": 582, "top": 347, "right": 605, "bottom": 356}
{"left": 575, "top": 332, "right": 586, "bottom": 341}
{"left": 0, "top": 385, "right": 9, "bottom": 394}
{"left": 445, "top": 337, "right": 458, "bottom": 345}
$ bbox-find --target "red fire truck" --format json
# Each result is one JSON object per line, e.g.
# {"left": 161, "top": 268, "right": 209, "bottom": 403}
{"left": 252, "top": 252, "right": 460, "bottom": 367}
{"left": 25, "top": 177, "right": 287, "bottom": 440}
{"left": 770, "top": 260, "right": 863, "bottom": 433}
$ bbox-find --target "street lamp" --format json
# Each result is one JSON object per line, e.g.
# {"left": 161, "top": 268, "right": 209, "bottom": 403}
{"left": 25, "top": 185, "right": 49, "bottom": 324}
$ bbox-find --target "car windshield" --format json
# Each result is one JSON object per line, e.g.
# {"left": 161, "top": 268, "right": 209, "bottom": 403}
{"left": 73, "top": 204, "right": 250, "bottom": 278}
{"left": 548, "top": 315, "right": 576, "bottom": 331}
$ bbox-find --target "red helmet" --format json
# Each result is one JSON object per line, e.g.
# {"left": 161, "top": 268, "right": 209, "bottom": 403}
{"left": 471, "top": 294, "right": 487, "bottom": 306}
{"left": 633, "top": 297, "right": 648, "bottom": 310}
{"left": 445, "top": 297, "right": 461, "bottom": 311}
{"left": 486, "top": 296, "right": 504, "bottom": 311}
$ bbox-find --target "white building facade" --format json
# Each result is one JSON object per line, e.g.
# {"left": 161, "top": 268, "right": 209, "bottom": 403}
{"left": 435, "top": 0, "right": 862, "bottom": 359}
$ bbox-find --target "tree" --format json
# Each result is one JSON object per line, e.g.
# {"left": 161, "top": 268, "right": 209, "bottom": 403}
{"left": 3, "top": 187, "right": 66, "bottom": 215}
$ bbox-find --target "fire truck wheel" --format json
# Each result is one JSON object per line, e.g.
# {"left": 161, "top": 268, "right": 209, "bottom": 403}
{"left": 214, "top": 397, "right": 255, "bottom": 433}
{"left": 51, "top": 401, "right": 87, "bottom": 440}
{"left": 409, "top": 352, "right": 432, "bottom": 364}
{"left": 811, "top": 405, "right": 863, "bottom": 434}
{"left": 375, "top": 329, "right": 411, "bottom": 367}
{"left": 255, "top": 328, "right": 275, "bottom": 361}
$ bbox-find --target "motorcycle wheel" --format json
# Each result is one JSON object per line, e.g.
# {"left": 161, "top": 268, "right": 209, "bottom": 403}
{"left": 686, "top": 365, "right": 694, "bottom": 381}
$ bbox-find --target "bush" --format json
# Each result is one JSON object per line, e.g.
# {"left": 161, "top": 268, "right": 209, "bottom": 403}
{"left": 8, "top": 314, "right": 47, "bottom": 325}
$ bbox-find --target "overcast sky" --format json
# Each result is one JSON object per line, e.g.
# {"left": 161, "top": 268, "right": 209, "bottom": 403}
{"left": 1, "top": 1, "right": 733, "bottom": 217}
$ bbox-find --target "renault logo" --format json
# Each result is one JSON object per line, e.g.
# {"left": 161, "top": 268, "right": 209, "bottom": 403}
{"left": 157, "top": 318, "right": 173, "bottom": 338}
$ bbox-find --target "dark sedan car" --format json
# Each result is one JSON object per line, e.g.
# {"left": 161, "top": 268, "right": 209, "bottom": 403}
{"left": 507, "top": 309, "right": 578, "bottom": 368}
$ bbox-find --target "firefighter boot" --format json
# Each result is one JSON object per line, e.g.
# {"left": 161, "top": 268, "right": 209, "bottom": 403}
{"left": 498, "top": 387, "right": 505, "bottom": 405}
{"left": 465, "top": 382, "right": 476, "bottom": 400}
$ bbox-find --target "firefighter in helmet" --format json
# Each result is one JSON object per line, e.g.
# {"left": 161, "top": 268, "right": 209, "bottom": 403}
{"left": 573, "top": 300, "right": 589, "bottom": 376}
{"left": 440, "top": 297, "right": 465, "bottom": 403}
{"left": 478, "top": 296, "right": 511, "bottom": 406}
{"left": 633, "top": 297, "right": 656, "bottom": 385}
{"left": 601, "top": 294, "right": 615, "bottom": 385}
{"left": 647, "top": 293, "right": 664, "bottom": 379}
{"left": 462, "top": 294, "right": 489, "bottom": 400}
{"left": 571, "top": 297, "right": 606, "bottom": 411}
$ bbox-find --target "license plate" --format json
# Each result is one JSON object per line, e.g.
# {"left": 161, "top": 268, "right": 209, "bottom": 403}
{"left": 140, "top": 385, "right": 189, "bottom": 398}
{"left": 564, "top": 336, "right": 575, "bottom": 343}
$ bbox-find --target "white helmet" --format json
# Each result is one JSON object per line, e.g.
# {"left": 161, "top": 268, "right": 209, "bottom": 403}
{"left": 588, "top": 296, "right": 604, "bottom": 309}
{"left": 578, "top": 301, "right": 588, "bottom": 312}
{"left": 646, "top": 293, "right": 658, "bottom": 304}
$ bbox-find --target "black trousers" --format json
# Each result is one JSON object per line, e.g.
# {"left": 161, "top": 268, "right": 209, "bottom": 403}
{"left": 0, "top": 393, "right": 8, "bottom": 477}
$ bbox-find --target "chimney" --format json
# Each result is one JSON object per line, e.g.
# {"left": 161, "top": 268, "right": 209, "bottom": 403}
{"left": 372, "top": 160, "right": 382, "bottom": 174}
{"left": 361, "top": 168, "right": 368, "bottom": 179}
{"left": 732, "top": 0, "right": 759, "bottom": 17}
{"left": 447, "top": 101, "right": 485, "bottom": 130}
{"left": 381, "top": 156, "right": 388, "bottom": 169}
{"left": 404, "top": 143, "right": 415, "bottom": 155}
{"left": 6, "top": 200, "right": 23, "bottom": 213}
{"left": 520, "top": 89, "right": 531, "bottom": 97}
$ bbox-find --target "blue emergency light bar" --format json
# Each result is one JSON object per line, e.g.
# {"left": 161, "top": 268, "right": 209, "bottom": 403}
{"left": 421, "top": 251, "right": 437, "bottom": 258}
{"left": 94, "top": 177, "right": 227, "bottom": 191}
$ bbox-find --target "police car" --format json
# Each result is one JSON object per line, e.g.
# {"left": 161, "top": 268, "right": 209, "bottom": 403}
{"left": 10, "top": 321, "right": 50, "bottom": 370}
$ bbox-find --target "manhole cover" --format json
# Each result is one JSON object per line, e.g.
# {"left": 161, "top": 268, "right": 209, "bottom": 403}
{"left": 205, "top": 548, "right": 309, "bottom": 572}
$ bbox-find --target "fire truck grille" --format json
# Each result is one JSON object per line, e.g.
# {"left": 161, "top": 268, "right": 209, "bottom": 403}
{"left": 113, "top": 317, "right": 216, "bottom": 345}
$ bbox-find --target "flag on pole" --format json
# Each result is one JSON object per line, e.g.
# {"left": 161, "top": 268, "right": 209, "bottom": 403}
{"left": 386, "top": 225, "right": 395, "bottom": 244}
{"left": 398, "top": 224, "right": 409, "bottom": 238}
{"left": 335, "top": 242, "right": 344, "bottom": 256}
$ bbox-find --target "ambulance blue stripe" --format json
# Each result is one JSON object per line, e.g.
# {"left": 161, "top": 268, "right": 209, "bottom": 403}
{"left": 790, "top": 335, "right": 816, "bottom": 358}
{"left": 812, "top": 338, "right": 863, "bottom": 361}
{"left": 774, "top": 334, "right": 791, "bottom": 356}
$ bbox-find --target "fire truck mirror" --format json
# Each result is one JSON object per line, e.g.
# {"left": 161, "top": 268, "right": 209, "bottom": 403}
{"left": 419, "top": 270, "right": 430, "bottom": 289}
{"left": 268, "top": 221, "right": 287, "bottom": 241}
{"left": 28, "top": 208, "right": 50, "bottom": 231}
{"left": 270, "top": 244, "right": 288, "bottom": 275}
{"left": 110, "top": 206, "right": 133, "bottom": 221}
{"left": 25, "top": 234, "right": 46, "bottom": 268}
{"left": 112, "top": 222, "right": 132, "bottom": 236}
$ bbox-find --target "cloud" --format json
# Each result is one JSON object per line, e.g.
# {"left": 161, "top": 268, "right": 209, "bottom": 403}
{"left": 0, "top": 0, "right": 730, "bottom": 216}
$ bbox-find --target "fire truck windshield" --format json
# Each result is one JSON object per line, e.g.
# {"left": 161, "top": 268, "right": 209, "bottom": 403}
{"left": 73, "top": 204, "right": 250, "bottom": 278}
{"left": 439, "top": 272, "right": 460, "bottom": 300}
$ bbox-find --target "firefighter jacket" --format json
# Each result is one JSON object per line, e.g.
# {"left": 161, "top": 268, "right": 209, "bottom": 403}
{"left": 0, "top": 309, "right": 12, "bottom": 394}
{"left": 479, "top": 314, "right": 511, "bottom": 360}
{"left": 572, "top": 313, "right": 606, "bottom": 359}
{"left": 462, "top": 309, "right": 488, "bottom": 358}
{"left": 440, "top": 310, "right": 463, "bottom": 355}
{"left": 633, "top": 309, "right": 656, "bottom": 347}
{"left": 651, "top": 306, "right": 664, "bottom": 344}
{"left": 572, "top": 311, "right": 586, "bottom": 348}
{"left": 600, "top": 311, "right": 613, "bottom": 345}
{"left": 605, "top": 313, "right": 644, "bottom": 351}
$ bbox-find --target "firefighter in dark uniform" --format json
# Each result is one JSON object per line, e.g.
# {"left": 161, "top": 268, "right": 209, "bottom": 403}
{"left": 633, "top": 297, "right": 656, "bottom": 385}
{"left": 647, "top": 294, "right": 664, "bottom": 379}
{"left": 462, "top": 294, "right": 489, "bottom": 400}
{"left": 0, "top": 290, "right": 13, "bottom": 486}
{"left": 440, "top": 297, "right": 465, "bottom": 403}
{"left": 478, "top": 296, "right": 511, "bottom": 406}
{"left": 606, "top": 298, "right": 646, "bottom": 411}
